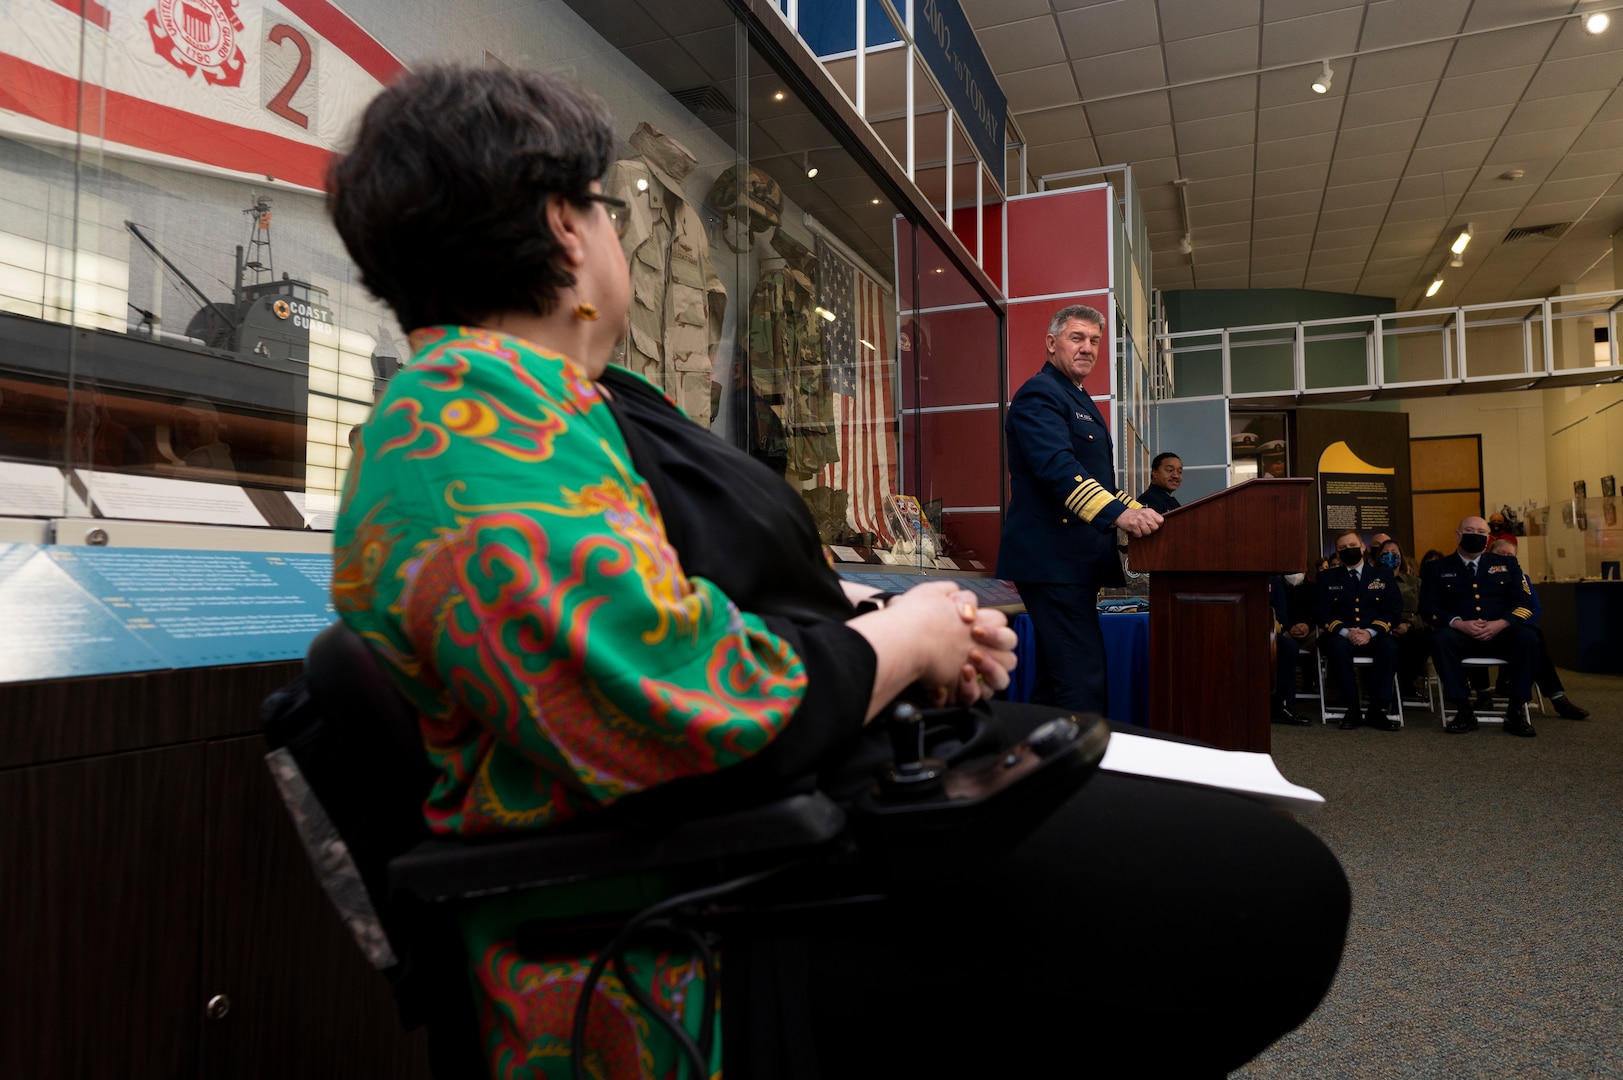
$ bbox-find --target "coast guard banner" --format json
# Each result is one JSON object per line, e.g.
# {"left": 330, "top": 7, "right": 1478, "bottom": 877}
{"left": 0, "top": 0, "right": 405, "bottom": 190}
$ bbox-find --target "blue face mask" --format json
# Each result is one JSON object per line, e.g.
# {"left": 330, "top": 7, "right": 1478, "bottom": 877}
{"left": 1379, "top": 552, "right": 1401, "bottom": 570}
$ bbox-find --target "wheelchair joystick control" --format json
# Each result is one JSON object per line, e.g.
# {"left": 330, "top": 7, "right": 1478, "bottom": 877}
{"left": 878, "top": 701, "right": 947, "bottom": 801}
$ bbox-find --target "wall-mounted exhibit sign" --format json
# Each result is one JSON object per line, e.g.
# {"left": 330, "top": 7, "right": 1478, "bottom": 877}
{"left": 912, "top": 0, "right": 1007, "bottom": 187}
{"left": 1317, "top": 440, "right": 1396, "bottom": 554}
{"left": 0, "top": 543, "right": 335, "bottom": 682}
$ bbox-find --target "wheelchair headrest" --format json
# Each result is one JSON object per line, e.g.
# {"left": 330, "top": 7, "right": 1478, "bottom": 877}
{"left": 305, "top": 620, "right": 428, "bottom": 775}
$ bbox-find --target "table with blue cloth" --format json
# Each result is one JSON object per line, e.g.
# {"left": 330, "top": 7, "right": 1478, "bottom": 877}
{"left": 1006, "top": 610, "right": 1151, "bottom": 727}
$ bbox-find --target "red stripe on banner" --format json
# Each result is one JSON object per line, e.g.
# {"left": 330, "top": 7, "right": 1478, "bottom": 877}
{"left": 280, "top": 0, "right": 407, "bottom": 85}
{"left": 0, "top": 52, "right": 334, "bottom": 190}
{"left": 49, "top": 0, "right": 110, "bottom": 30}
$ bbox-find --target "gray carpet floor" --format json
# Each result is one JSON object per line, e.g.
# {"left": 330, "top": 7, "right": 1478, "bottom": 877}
{"left": 1232, "top": 669, "right": 1623, "bottom": 1080}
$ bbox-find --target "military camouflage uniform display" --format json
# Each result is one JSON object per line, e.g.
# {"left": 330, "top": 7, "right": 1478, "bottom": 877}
{"left": 746, "top": 230, "right": 839, "bottom": 478}
{"left": 603, "top": 123, "right": 727, "bottom": 424}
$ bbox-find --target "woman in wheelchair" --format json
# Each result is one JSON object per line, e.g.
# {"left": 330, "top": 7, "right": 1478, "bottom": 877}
{"left": 327, "top": 65, "right": 1349, "bottom": 1080}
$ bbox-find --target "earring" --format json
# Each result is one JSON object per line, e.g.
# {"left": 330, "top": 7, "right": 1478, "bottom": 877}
{"left": 573, "top": 302, "right": 600, "bottom": 322}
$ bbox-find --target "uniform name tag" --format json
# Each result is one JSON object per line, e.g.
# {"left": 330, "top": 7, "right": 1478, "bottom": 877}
{"left": 1076, "top": 411, "right": 1093, "bottom": 422}
{"left": 1488, "top": 565, "right": 1507, "bottom": 574}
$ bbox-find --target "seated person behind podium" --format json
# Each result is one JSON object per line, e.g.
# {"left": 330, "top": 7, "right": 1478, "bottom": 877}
{"left": 327, "top": 65, "right": 1348, "bottom": 1079}
{"left": 1486, "top": 537, "right": 1588, "bottom": 720}
{"left": 1376, "top": 538, "right": 1431, "bottom": 702}
{"left": 1137, "top": 451, "right": 1183, "bottom": 512}
{"left": 1269, "top": 573, "right": 1310, "bottom": 725}
{"left": 1419, "top": 517, "right": 1539, "bottom": 736}
{"left": 1315, "top": 531, "right": 1402, "bottom": 731}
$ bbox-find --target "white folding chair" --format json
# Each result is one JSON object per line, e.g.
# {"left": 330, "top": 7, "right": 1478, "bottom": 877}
{"left": 1316, "top": 650, "right": 1404, "bottom": 727}
{"left": 1437, "top": 657, "right": 1547, "bottom": 727}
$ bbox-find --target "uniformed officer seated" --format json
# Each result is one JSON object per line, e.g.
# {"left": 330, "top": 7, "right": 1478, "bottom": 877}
{"left": 1315, "top": 530, "right": 1402, "bottom": 731}
{"left": 1419, "top": 516, "right": 1540, "bottom": 736}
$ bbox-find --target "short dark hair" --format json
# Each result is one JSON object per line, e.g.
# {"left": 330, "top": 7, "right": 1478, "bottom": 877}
{"left": 328, "top": 65, "right": 615, "bottom": 331}
{"left": 1333, "top": 530, "right": 1361, "bottom": 546}
{"left": 1151, "top": 452, "right": 1181, "bottom": 470}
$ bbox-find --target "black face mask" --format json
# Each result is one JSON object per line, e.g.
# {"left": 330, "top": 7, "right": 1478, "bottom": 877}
{"left": 1338, "top": 547, "right": 1363, "bottom": 566}
{"left": 1459, "top": 532, "right": 1488, "bottom": 555}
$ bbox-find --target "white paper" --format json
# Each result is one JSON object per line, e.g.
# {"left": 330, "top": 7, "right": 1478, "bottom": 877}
{"left": 1099, "top": 732, "right": 1325, "bottom": 811}
{"left": 874, "top": 549, "right": 899, "bottom": 565}
{"left": 0, "top": 462, "right": 70, "bottom": 516}
{"left": 829, "top": 545, "right": 862, "bottom": 563}
{"left": 969, "top": 560, "right": 986, "bottom": 570}
{"left": 78, "top": 470, "right": 270, "bottom": 528}
{"left": 935, "top": 556, "right": 960, "bottom": 570}
{"left": 285, "top": 491, "right": 340, "bottom": 532}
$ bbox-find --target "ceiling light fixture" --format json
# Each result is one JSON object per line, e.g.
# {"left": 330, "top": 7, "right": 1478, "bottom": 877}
{"left": 773, "top": 90, "right": 785, "bottom": 101}
{"left": 1178, "top": 234, "right": 1192, "bottom": 256}
{"left": 802, "top": 151, "right": 818, "bottom": 179}
{"left": 1450, "top": 223, "right": 1474, "bottom": 255}
{"left": 1584, "top": 11, "right": 1610, "bottom": 34}
{"left": 1311, "top": 59, "right": 1334, "bottom": 94}
{"left": 1426, "top": 276, "right": 1444, "bottom": 298}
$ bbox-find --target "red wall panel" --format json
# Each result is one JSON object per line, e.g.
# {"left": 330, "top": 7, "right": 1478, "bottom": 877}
{"left": 1007, "top": 297, "right": 1112, "bottom": 399}
{"left": 1004, "top": 187, "right": 1111, "bottom": 300}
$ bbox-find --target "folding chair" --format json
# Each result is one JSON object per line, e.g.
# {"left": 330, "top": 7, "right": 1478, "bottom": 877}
{"left": 1316, "top": 650, "right": 1404, "bottom": 727}
{"left": 1436, "top": 656, "right": 1547, "bottom": 727}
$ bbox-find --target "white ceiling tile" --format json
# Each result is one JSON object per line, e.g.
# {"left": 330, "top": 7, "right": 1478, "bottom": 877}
{"left": 1348, "top": 42, "right": 1452, "bottom": 92}
{"left": 1463, "top": 0, "right": 1582, "bottom": 33}
{"left": 1315, "top": 224, "right": 1381, "bottom": 248}
{"left": 1158, "top": 0, "right": 1261, "bottom": 42}
{"left": 1404, "top": 139, "right": 1494, "bottom": 176}
{"left": 1514, "top": 199, "right": 1605, "bottom": 226}
{"left": 1384, "top": 199, "right": 1452, "bottom": 226}
{"left": 1055, "top": 0, "right": 1162, "bottom": 58}
{"left": 1178, "top": 145, "right": 1256, "bottom": 179}
{"left": 1249, "top": 269, "right": 1309, "bottom": 286}
{"left": 1146, "top": 208, "right": 1184, "bottom": 233}
{"left": 1486, "top": 128, "right": 1584, "bottom": 164}
{"left": 1570, "top": 118, "right": 1623, "bottom": 155}
{"left": 961, "top": 0, "right": 1055, "bottom": 28}
{"left": 1544, "top": 147, "right": 1623, "bottom": 182}
{"left": 1525, "top": 52, "right": 1623, "bottom": 99}
{"left": 1198, "top": 241, "right": 1255, "bottom": 263}
{"left": 1466, "top": 160, "right": 1557, "bottom": 191}
{"left": 1198, "top": 273, "right": 1254, "bottom": 287}
{"left": 1252, "top": 233, "right": 1314, "bottom": 256}
{"left": 1534, "top": 175, "right": 1616, "bottom": 204}
{"left": 1416, "top": 104, "right": 1514, "bottom": 147}
{"left": 1591, "top": 87, "right": 1623, "bottom": 122}
{"left": 1085, "top": 92, "right": 1172, "bottom": 134}
{"left": 1187, "top": 174, "right": 1255, "bottom": 204}
{"left": 1014, "top": 104, "right": 1091, "bottom": 145}
{"left": 1328, "top": 149, "right": 1410, "bottom": 186}
{"left": 1263, "top": 0, "right": 1364, "bottom": 19}
{"left": 1175, "top": 112, "right": 1258, "bottom": 154}
{"left": 1098, "top": 125, "right": 1178, "bottom": 163}
{"left": 1193, "top": 198, "right": 1255, "bottom": 226}
{"left": 1169, "top": 75, "right": 1260, "bottom": 122}
{"left": 1200, "top": 222, "right": 1256, "bottom": 245}
{"left": 1257, "top": 97, "right": 1345, "bottom": 140}
{"left": 1256, "top": 161, "right": 1333, "bottom": 194}
{"left": 998, "top": 63, "right": 1081, "bottom": 114}
{"left": 1503, "top": 93, "right": 1610, "bottom": 136}
{"left": 1321, "top": 178, "right": 1401, "bottom": 210}
{"left": 1429, "top": 67, "right": 1537, "bottom": 113}
{"left": 1456, "top": 186, "right": 1533, "bottom": 213}
{"left": 1139, "top": 186, "right": 1180, "bottom": 211}
{"left": 1252, "top": 253, "right": 1312, "bottom": 272}
{"left": 1340, "top": 83, "right": 1436, "bottom": 129}
{"left": 976, "top": 16, "right": 1069, "bottom": 73}
{"left": 1357, "top": 0, "right": 1470, "bottom": 52}
{"left": 1255, "top": 212, "right": 1321, "bottom": 238}
{"left": 1255, "top": 190, "right": 1325, "bottom": 216}
{"left": 1134, "top": 156, "right": 1185, "bottom": 186}
{"left": 1444, "top": 25, "right": 1563, "bottom": 77}
{"left": 1370, "top": 237, "right": 1436, "bottom": 258}
{"left": 1074, "top": 45, "right": 1168, "bottom": 98}
{"left": 1257, "top": 132, "right": 1337, "bottom": 171}
{"left": 1028, "top": 137, "right": 1103, "bottom": 177}
{"left": 1394, "top": 173, "right": 1445, "bottom": 200}
{"left": 1164, "top": 27, "right": 1262, "bottom": 82}
{"left": 1260, "top": 7, "right": 1365, "bottom": 66}
{"left": 1318, "top": 205, "right": 1387, "bottom": 230}
{"left": 1335, "top": 117, "right": 1422, "bottom": 159}
{"left": 1362, "top": 256, "right": 1416, "bottom": 275}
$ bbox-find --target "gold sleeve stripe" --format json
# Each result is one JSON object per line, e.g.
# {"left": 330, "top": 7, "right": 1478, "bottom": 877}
{"left": 1116, "top": 489, "right": 1144, "bottom": 510}
{"left": 1511, "top": 607, "right": 1533, "bottom": 620}
{"left": 1372, "top": 620, "right": 1392, "bottom": 632}
{"left": 1325, "top": 620, "right": 1343, "bottom": 633}
{"left": 1065, "top": 479, "right": 1116, "bottom": 521}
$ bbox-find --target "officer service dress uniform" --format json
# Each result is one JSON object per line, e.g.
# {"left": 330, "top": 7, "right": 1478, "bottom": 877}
{"left": 1137, "top": 484, "right": 1180, "bottom": 513}
{"left": 997, "top": 361, "right": 1142, "bottom": 711}
{"left": 1419, "top": 551, "right": 1538, "bottom": 723}
{"left": 1314, "top": 559, "right": 1402, "bottom": 727}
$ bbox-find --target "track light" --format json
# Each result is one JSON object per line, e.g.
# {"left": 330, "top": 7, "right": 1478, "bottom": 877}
{"left": 1450, "top": 224, "right": 1473, "bottom": 255}
{"left": 1178, "top": 234, "right": 1192, "bottom": 256}
{"left": 1584, "top": 11, "right": 1609, "bottom": 34}
{"left": 802, "top": 152, "right": 818, "bottom": 179}
{"left": 1311, "top": 59, "right": 1333, "bottom": 94}
{"left": 1426, "top": 276, "right": 1444, "bottom": 298}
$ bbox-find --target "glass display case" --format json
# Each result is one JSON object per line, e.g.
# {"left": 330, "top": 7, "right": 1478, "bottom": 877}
{"left": 1529, "top": 498, "right": 1623, "bottom": 581}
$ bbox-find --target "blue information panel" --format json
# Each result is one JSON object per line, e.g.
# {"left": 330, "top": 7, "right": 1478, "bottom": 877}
{"left": 0, "top": 543, "right": 338, "bottom": 683}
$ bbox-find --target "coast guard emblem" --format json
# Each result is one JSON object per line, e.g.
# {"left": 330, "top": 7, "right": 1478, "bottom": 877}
{"left": 147, "top": 0, "right": 246, "bottom": 87}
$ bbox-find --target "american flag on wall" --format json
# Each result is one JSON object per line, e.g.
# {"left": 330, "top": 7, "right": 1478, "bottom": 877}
{"left": 814, "top": 234, "right": 897, "bottom": 545}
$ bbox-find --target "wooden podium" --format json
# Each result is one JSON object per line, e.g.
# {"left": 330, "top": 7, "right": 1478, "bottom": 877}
{"left": 1128, "top": 478, "right": 1310, "bottom": 752}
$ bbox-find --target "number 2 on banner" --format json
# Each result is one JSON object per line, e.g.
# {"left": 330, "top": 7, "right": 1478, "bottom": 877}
{"left": 265, "top": 24, "right": 312, "bottom": 130}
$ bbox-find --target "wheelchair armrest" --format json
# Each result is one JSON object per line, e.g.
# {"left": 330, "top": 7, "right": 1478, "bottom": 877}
{"left": 388, "top": 792, "right": 848, "bottom": 902}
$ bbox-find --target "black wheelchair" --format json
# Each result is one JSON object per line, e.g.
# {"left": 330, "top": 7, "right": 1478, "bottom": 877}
{"left": 262, "top": 621, "right": 1107, "bottom": 1078}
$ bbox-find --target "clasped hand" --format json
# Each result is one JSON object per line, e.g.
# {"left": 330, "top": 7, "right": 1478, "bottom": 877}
{"left": 1456, "top": 617, "right": 1508, "bottom": 642}
{"left": 881, "top": 582, "right": 1019, "bottom": 707}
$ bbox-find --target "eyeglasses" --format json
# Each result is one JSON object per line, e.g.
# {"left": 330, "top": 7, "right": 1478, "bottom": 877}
{"left": 580, "top": 193, "right": 630, "bottom": 240}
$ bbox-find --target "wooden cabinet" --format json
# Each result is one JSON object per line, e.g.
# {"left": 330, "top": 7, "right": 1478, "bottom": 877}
{"left": 0, "top": 664, "right": 432, "bottom": 1078}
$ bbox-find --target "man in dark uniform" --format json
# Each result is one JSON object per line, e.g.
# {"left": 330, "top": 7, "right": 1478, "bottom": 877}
{"left": 997, "top": 304, "right": 1163, "bottom": 711}
{"left": 1315, "top": 530, "right": 1402, "bottom": 731}
{"left": 1270, "top": 575, "right": 1309, "bottom": 725}
{"left": 1138, "top": 452, "right": 1183, "bottom": 512}
{"left": 1421, "top": 516, "right": 1539, "bottom": 736}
